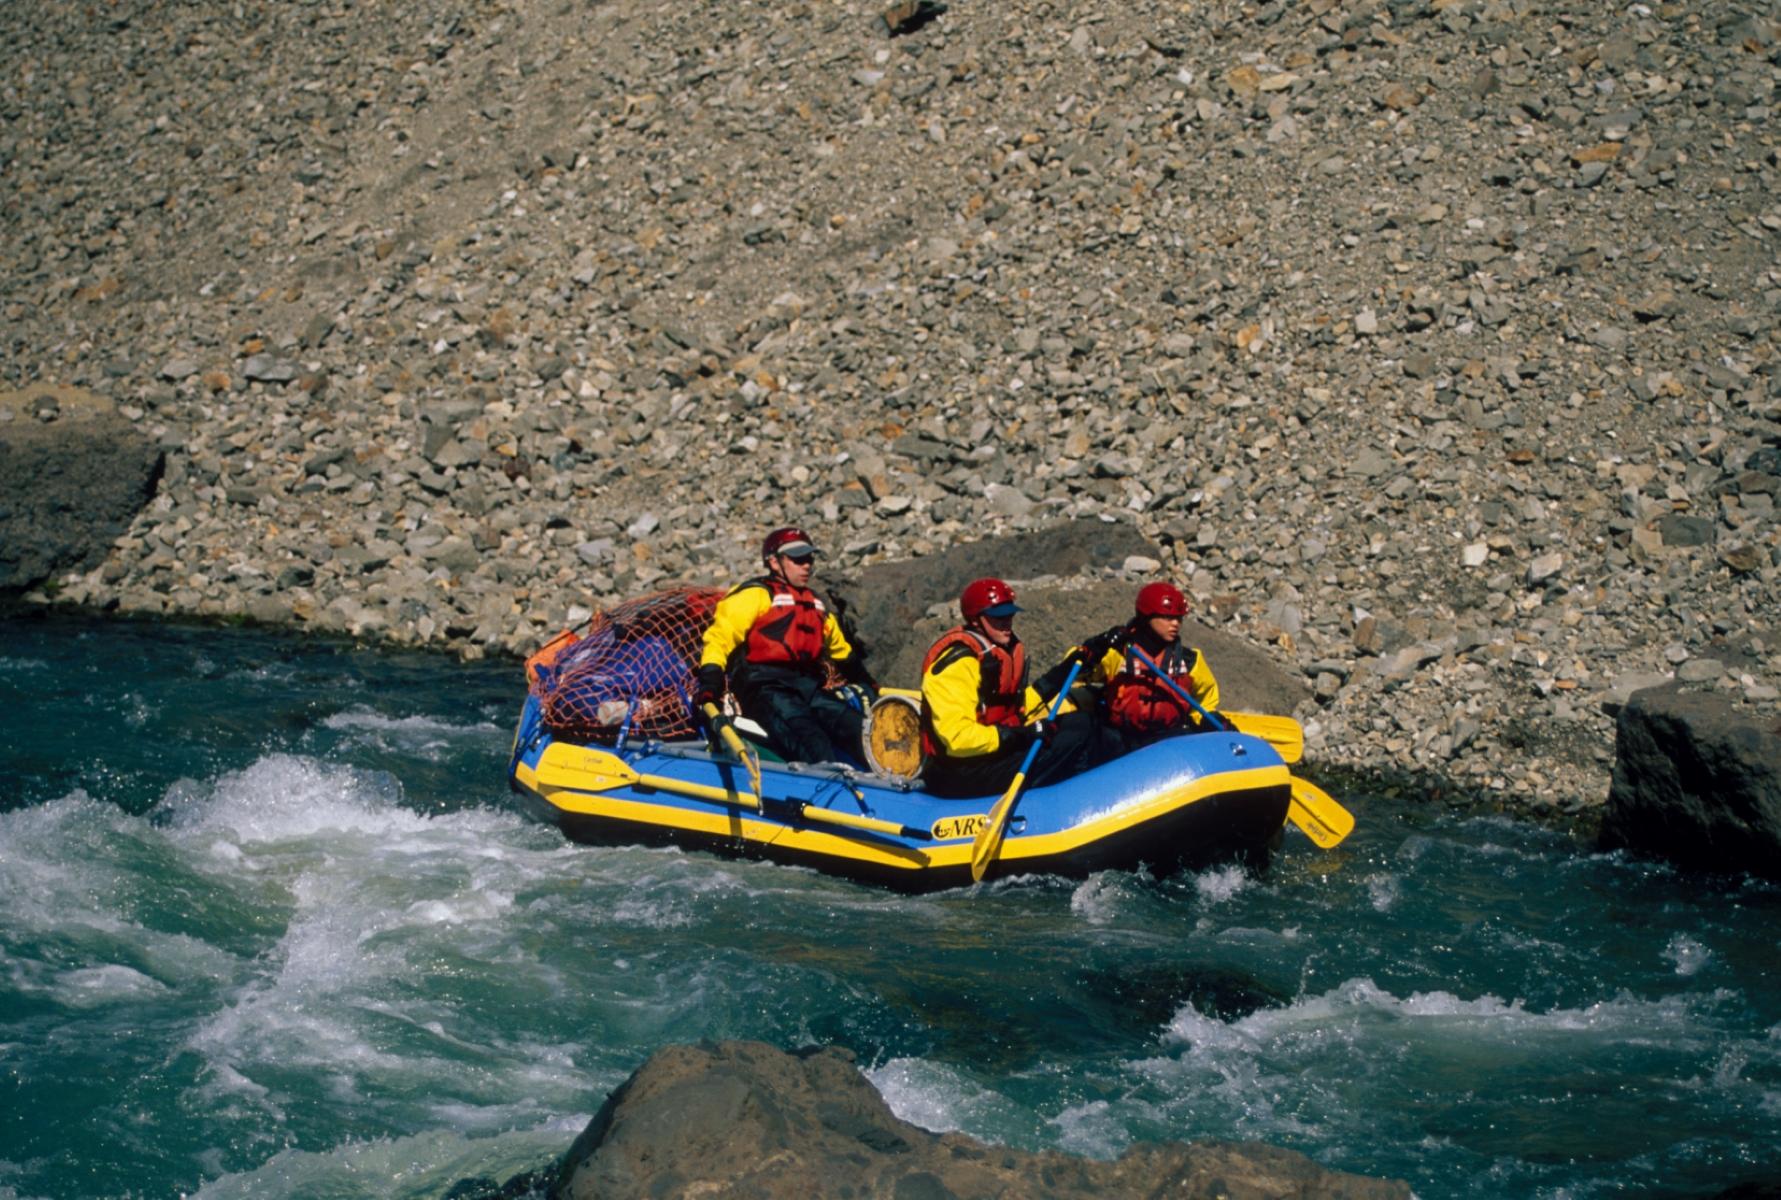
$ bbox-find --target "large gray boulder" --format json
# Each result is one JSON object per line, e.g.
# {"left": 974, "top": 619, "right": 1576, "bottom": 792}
{"left": 1599, "top": 688, "right": 1781, "bottom": 879}
{"left": 555, "top": 1040, "right": 1410, "bottom": 1200}
{"left": 828, "top": 521, "right": 1305, "bottom": 715}
{"left": 0, "top": 387, "right": 162, "bottom": 594}
{"left": 829, "top": 518, "right": 1158, "bottom": 675}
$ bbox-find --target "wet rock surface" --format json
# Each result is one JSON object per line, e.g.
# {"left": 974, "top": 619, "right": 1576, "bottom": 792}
{"left": 1601, "top": 686, "right": 1781, "bottom": 878}
{"left": 553, "top": 1040, "right": 1411, "bottom": 1200}
{"left": 3, "top": 0, "right": 1779, "bottom": 822}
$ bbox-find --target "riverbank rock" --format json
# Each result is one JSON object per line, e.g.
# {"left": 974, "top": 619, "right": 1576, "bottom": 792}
{"left": 0, "top": 387, "right": 163, "bottom": 594}
{"left": 1600, "top": 688, "right": 1781, "bottom": 879}
{"left": 554, "top": 1040, "right": 1410, "bottom": 1200}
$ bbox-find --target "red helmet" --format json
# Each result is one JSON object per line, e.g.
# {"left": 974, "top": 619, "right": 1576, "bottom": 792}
{"left": 960, "top": 577, "right": 1021, "bottom": 622}
{"left": 1135, "top": 581, "right": 1187, "bottom": 619}
{"left": 762, "top": 526, "right": 819, "bottom": 564}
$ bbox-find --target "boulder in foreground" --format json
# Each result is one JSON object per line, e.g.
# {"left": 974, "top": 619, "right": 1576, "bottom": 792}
{"left": 555, "top": 1040, "right": 1410, "bottom": 1200}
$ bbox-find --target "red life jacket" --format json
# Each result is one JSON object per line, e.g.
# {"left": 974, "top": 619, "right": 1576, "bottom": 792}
{"left": 1105, "top": 641, "right": 1201, "bottom": 733}
{"left": 919, "top": 627, "right": 1028, "bottom": 756}
{"left": 738, "top": 576, "right": 828, "bottom": 669}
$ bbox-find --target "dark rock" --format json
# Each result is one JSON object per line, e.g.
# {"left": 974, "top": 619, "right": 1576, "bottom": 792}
{"left": 1599, "top": 688, "right": 1781, "bottom": 879}
{"left": 1656, "top": 514, "right": 1716, "bottom": 547}
{"left": 553, "top": 1040, "right": 1411, "bottom": 1200}
{"left": 0, "top": 392, "right": 163, "bottom": 593}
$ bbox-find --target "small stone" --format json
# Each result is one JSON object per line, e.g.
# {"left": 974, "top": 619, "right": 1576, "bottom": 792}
{"left": 1572, "top": 142, "right": 1623, "bottom": 165}
{"left": 1122, "top": 554, "right": 1162, "bottom": 573}
{"left": 242, "top": 354, "right": 298, "bottom": 383}
{"left": 1675, "top": 658, "right": 1723, "bottom": 684}
{"left": 984, "top": 483, "right": 1034, "bottom": 518}
{"left": 1462, "top": 542, "right": 1490, "bottom": 568}
{"left": 1527, "top": 552, "right": 1563, "bottom": 585}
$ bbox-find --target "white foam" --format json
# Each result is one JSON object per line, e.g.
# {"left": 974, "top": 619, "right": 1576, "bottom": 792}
{"left": 0, "top": 794, "right": 243, "bottom": 991}
{"left": 1069, "top": 871, "right": 1148, "bottom": 924}
{"left": 324, "top": 707, "right": 501, "bottom": 733}
{"left": 1665, "top": 934, "right": 1713, "bottom": 978}
{"left": 53, "top": 964, "right": 169, "bottom": 1007}
{"left": 1366, "top": 872, "right": 1400, "bottom": 912}
{"left": 866, "top": 1056, "right": 1025, "bottom": 1137}
{"left": 1048, "top": 1099, "right": 1134, "bottom": 1159}
{"left": 186, "top": 1125, "right": 571, "bottom": 1200}
{"left": 1192, "top": 863, "right": 1250, "bottom": 903}
{"left": 156, "top": 754, "right": 420, "bottom": 843}
{"left": 317, "top": 707, "right": 505, "bottom": 761}
{"left": 404, "top": 889, "right": 514, "bottom": 925}
{"left": 1164, "top": 976, "right": 1738, "bottom": 1055}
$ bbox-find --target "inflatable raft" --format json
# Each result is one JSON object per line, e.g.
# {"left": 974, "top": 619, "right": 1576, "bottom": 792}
{"left": 507, "top": 689, "right": 1293, "bottom": 891}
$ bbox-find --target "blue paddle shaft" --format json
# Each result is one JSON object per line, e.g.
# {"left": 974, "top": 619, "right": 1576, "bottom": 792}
{"left": 1012, "top": 657, "right": 1085, "bottom": 779}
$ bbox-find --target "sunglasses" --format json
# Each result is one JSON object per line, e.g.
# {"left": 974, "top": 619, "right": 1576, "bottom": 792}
{"left": 781, "top": 553, "right": 815, "bottom": 565}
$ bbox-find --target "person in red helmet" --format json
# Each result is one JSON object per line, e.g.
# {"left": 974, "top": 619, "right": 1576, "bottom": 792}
{"left": 694, "top": 526, "right": 876, "bottom": 764}
{"left": 1070, "top": 581, "right": 1221, "bottom": 749}
{"left": 917, "top": 577, "right": 1096, "bottom": 799}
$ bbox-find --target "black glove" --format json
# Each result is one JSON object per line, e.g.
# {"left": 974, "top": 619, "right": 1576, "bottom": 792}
{"left": 1081, "top": 624, "right": 1130, "bottom": 663}
{"left": 1027, "top": 717, "right": 1057, "bottom": 746}
{"left": 692, "top": 665, "right": 725, "bottom": 710}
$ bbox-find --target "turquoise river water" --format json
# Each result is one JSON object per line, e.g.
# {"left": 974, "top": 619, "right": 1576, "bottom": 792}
{"left": 2, "top": 613, "right": 1778, "bottom": 1199}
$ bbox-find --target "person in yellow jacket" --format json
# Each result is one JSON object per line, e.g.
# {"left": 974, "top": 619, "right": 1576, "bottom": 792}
{"left": 917, "top": 577, "right": 1096, "bottom": 799}
{"left": 1069, "top": 581, "right": 1221, "bottom": 751}
{"left": 694, "top": 526, "right": 875, "bottom": 765}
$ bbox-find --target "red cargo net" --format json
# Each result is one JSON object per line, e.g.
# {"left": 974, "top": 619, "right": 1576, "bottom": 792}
{"left": 526, "top": 587, "right": 724, "bottom": 744}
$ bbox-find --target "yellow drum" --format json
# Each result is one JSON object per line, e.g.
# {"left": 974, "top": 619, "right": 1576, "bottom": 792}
{"left": 863, "top": 693, "right": 923, "bottom": 779}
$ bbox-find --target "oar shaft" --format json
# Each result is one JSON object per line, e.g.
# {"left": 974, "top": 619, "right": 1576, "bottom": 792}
{"left": 1125, "top": 641, "right": 1228, "bottom": 732}
{"left": 702, "top": 702, "right": 763, "bottom": 799}
{"left": 635, "top": 770, "right": 762, "bottom": 811}
{"left": 970, "top": 658, "right": 1083, "bottom": 880}
{"left": 795, "top": 804, "right": 929, "bottom": 840}
{"left": 548, "top": 757, "right": 925, "bottom": 839}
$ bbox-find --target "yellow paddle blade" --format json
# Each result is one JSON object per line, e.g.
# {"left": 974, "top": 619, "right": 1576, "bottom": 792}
{"left": 1223, "top": 711, "right": 1305, "bottom": 764}
{"left": 969, "top": 777, "right": 1025, "bottom": 881}
{"left": 534, "top": 744, "right": 642, "bottom": 792}
{"left": 1287, "top": 775, "right": 1355, "bottom": 849}
{"left": 534, "top": 737, "right": 765, "bottom": 811}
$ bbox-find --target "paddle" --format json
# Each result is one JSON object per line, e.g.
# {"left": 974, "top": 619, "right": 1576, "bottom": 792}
{"left": 535, "top": 745, "right": 930, "bottom": 840}
{"left": 969, "top": 659, "right": 1084, "bottom": 882}
{"left": 1124, "top": 642, "right": 1353, "bottom": 850}
{"left": 1221, "top": 710, "right": 1305, "bottom": 764}
{"left": 536, "top": 744, "right": 760, "bottom": 811}
{"left": 1286, "top": 774, "right": 1354, "bottom": 849}
{"left": 701, "top": 701, "right": 762, "bottom": 802}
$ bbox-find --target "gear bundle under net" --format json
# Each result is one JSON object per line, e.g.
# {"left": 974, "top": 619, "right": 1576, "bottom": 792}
{"left": 526, "top": 587, "right": 725, "bottom": 744}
